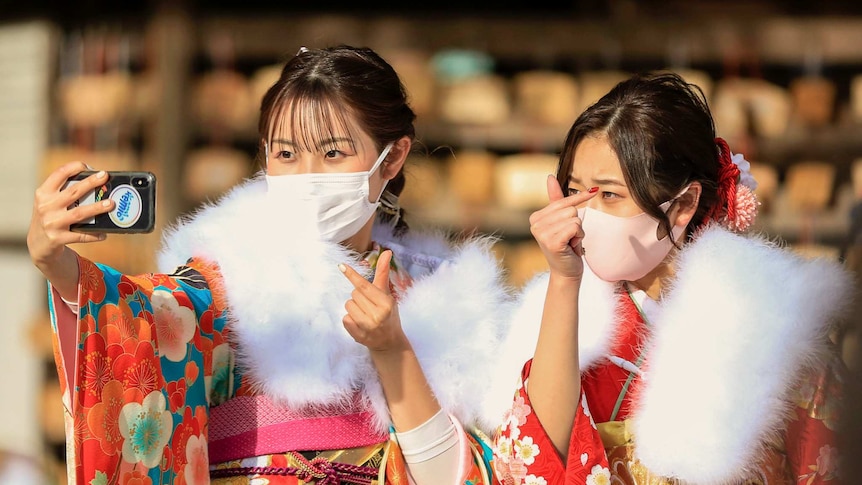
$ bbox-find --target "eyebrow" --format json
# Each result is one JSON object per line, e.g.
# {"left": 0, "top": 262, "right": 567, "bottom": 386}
{"left": 569, "top": 175, "right": 626, "bottom": 187}
{"left": 269, "top": 139, "right": 295, "bottom": 147}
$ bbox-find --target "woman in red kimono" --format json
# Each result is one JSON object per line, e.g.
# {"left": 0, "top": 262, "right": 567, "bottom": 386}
{"left": 489, "top": 72, "right": 852, "bottom": 484}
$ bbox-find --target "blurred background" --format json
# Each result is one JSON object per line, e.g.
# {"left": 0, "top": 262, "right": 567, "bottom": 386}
{"left": 2, "top": 0, "right": 862, "bottom": 482}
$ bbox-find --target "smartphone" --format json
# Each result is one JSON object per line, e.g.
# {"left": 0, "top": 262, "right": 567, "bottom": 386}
{"left": 64, "top": 171, "right": 156, "bottom": 233}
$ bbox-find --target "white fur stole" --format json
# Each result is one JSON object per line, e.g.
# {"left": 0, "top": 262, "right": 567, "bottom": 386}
{"left": 157, "top": 176, "right": 514, "bottom": 436}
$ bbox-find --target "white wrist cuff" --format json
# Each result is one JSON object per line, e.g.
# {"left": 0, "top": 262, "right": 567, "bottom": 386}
{"left": 395, "top": 409, "right": 459, "bottom": 463}
{"left": 60, "top": 296, "right": 79, "bottom": 315}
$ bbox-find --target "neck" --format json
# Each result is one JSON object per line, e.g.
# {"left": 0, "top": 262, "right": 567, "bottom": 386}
{"left": 631, "top": 230, "right": 689, "bottom": 301}
{"left": 631, "top": 256, "right": 676, "bottom": 301}
{"left": 341, "top": 216, "right": 376, "bottom": 253}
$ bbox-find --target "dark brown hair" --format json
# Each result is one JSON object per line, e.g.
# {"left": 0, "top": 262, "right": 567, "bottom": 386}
{"left": 556, "top": 71, "right": 721, "bottom": 240}
{"left": 258, "top": 45, "right": 417, "bottom": 234}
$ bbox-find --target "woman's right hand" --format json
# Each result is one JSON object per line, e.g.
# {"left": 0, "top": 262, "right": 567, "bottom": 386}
{"left": 528, "top": 175, "right": 598, "bottom": 280}
{"left": 525, "top": 176, "right": 598, "bottom": 456}
{"left": 27, "top": 162, "right": 113, "bottom": 274}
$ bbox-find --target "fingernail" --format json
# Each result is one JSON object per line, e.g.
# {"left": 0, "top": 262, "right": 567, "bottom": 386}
{"left": 97, "top": 171, "right": 107, "bottom": 178}
{"left": 101, "top": 200, "right": 111, "bottom": 207}
{"left": 588, "top": 186, "right": 599, "bottom": 193}
{"left": 338, "top": 263, "right": 347, "bottom": 272}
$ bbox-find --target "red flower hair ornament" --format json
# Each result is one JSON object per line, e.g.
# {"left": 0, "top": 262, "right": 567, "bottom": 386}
{"left": 708, "top": 137, "right": 760, "bottom": 232}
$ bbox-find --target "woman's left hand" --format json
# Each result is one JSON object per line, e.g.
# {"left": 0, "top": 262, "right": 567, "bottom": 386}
{"left": 340, "top": 250, "right": 408, "bottom": 352}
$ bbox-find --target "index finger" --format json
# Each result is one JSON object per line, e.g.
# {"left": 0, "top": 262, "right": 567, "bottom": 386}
{"left": 338, "top": 262, "right": 374, "bottom": 291}
{"left": 43, "top": 161, "right": 91, "bottom": 192}
{"left": 551, "top": 185, "right": 599, "bottom": 210}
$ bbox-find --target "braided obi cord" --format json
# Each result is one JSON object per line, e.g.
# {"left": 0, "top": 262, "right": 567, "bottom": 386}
{"left": 210, "top": 451, "right": 380, "bottom": 484}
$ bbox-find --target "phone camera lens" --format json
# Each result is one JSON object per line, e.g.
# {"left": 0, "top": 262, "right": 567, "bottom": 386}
{"left": 132, "top": 177, "right": 148, "bottom": 188}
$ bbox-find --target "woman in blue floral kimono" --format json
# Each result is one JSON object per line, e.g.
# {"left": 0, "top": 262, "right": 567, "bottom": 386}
{"left": 28, "top": 45, "right": 511, "bottom": 485}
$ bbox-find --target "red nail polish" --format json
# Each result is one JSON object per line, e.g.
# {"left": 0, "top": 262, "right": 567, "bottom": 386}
{"left": 588, "top": 187, "right": 599, "bottom": 193}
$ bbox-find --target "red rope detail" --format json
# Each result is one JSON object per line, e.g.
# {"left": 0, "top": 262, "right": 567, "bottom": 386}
{"left": 209, "top": 452, "right": 379, "bottom": 484}
{"left": 710, "top": 137, "right": 741, "bottom": 224}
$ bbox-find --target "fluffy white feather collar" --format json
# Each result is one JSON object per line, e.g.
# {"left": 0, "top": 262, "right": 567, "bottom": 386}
{"left": 490, "top": 225, "right": 853, "bottom": 484}
{"left": 156, "top": 176, "right": 513, "bottom": 436}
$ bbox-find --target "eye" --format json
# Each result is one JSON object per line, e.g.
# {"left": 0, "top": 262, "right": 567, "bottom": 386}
{"left": 324, "top": 149, "right": 342, "bottom": 159}
{"left": 601, "top": 191, "right": 621, "bottom": 200}
{"left": 567, "top": 186, "right": 581, "bottom": 196}
{"left": 275, "top": 150, "right": 294, "bottom": 160}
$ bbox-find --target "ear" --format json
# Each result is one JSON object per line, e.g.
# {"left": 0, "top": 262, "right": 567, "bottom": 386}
{"left": 669, "top": 181, "right": 702, "bottom": 228}
{"left": 381, "top": 136, "right": 412, "bottom": 180}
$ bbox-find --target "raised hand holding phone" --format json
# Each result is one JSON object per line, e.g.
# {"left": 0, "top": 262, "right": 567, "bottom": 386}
{"left": 28, "top": 162, "right": 117, "bottom": 299}
{"left": 63, "top": 170, "right": 156, "bottom": 234}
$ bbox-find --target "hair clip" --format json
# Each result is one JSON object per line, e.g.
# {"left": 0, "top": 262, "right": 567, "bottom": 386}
{"left": 296, "top": 46, "right": 309, "bottom": 56}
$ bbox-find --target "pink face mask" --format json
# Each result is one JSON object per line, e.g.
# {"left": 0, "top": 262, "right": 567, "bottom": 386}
{"left": 577, "top": 196, "right": 689, "bottom": 283}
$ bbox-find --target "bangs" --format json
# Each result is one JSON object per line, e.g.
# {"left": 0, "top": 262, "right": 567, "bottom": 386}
{"left": 265, "top": 87, "right": 360, "bottom": 153}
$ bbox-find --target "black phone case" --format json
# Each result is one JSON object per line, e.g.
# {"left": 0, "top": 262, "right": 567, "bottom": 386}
{"left": 65, "top": 171, "right": 157, "bottom": 233}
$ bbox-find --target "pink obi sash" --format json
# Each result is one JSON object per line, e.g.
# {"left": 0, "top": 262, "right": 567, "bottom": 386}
{"left": 208, "top": 394, "right": 389, "bottom": 464}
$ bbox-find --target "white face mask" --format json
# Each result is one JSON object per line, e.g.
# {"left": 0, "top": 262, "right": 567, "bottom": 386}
{"left": 265, "top": 142, "right": 394, "bottom": 243}
{"left": 577, "top": 190, "right": 690, "bottom": 283}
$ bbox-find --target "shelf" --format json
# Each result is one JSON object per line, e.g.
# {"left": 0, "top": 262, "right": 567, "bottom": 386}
{"left": 755, "top": 123, "right": 862, "bottom": 165}
{"left": 416, "top": 119, "right": 570, "bottom": 153}
{"left": 202, "top": 14, "right": 862, "bottom": 65}
{"left": 417, "top": 119, "right": 862, "bottom": 165}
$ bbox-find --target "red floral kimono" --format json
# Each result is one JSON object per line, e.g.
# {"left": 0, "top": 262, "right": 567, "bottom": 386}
{"left": 494, "top": 290, "right": 845, "bottom": 485}
{"left": 491, "top": 225, "right": 851, "bottom": 485}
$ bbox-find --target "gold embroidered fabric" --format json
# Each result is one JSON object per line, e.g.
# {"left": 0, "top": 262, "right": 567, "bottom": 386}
{"left": 596, "top": 420, "right": 787, "bottom": 485}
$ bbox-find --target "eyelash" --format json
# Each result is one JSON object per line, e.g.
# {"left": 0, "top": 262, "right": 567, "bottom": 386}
{"left": 274, "top": 149, "right": 346, "bottom": 160}
{"left": 567, "top": 187, "right": 618, "bottom": 199}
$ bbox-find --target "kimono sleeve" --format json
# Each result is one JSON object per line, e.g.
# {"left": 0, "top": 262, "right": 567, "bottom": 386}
{"left": 46, "top": 255, "right": 230, "bottom": 485}
{"left": 491, "top": 359, "right": 609, "bottom": 485}
{"left": 784, "top": 352, "right": 845, "bottom": 483}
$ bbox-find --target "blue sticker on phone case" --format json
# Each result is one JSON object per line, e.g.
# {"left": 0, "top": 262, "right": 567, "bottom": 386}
{"left": 109, "top": 184, "right": 142, "bottom": 228}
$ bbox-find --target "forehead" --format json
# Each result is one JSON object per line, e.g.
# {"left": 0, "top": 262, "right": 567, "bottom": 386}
{"left": 569, "top": 135, "right": 624, "bottom": 181}
{"left": 267, "top": 96, "right": 372, "bottom": 151}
